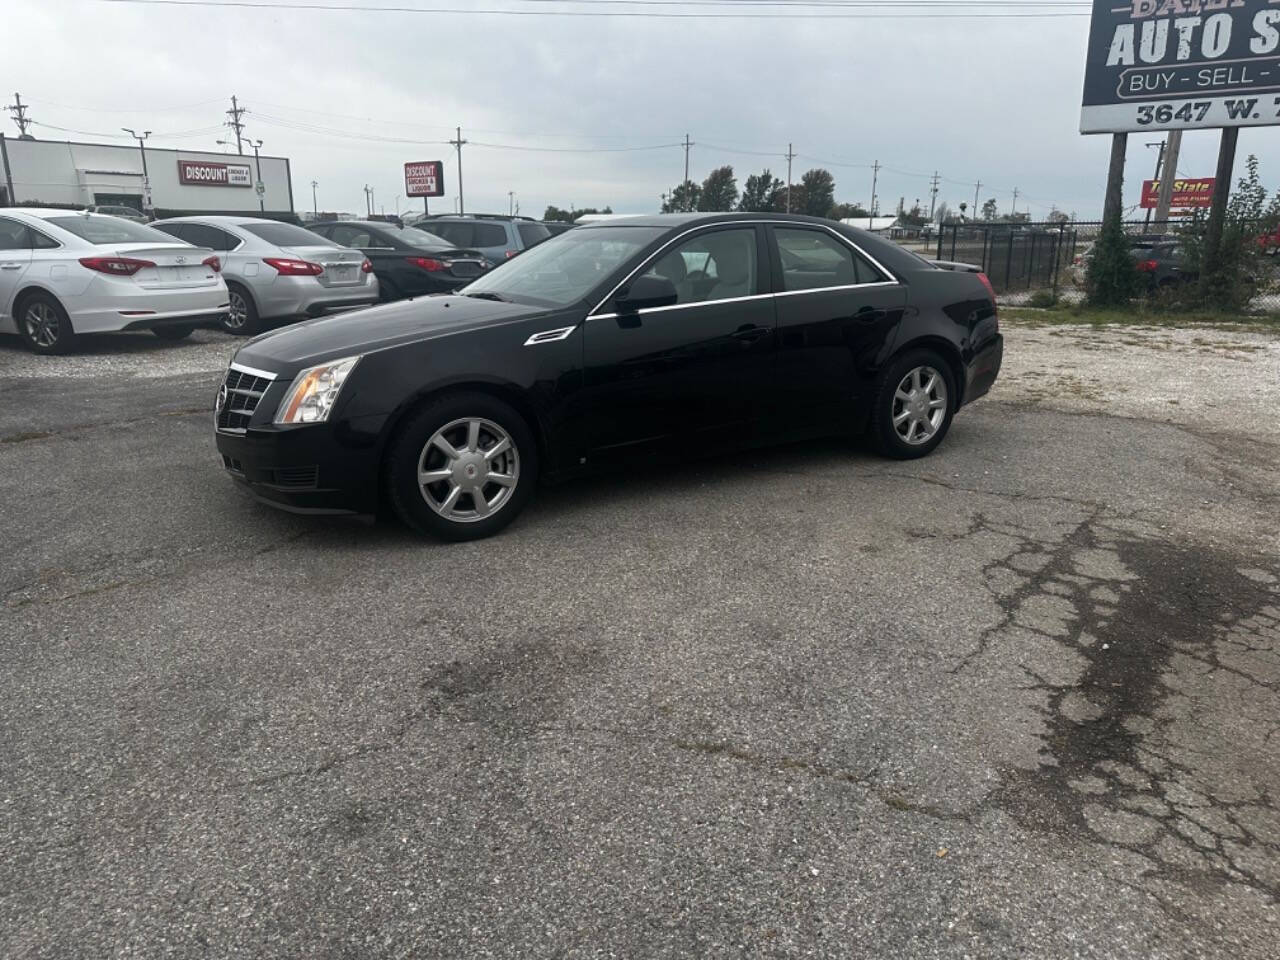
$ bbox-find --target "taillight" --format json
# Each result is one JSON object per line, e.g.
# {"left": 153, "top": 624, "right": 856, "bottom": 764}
{"left": 361, "top": 259, "right": 373, "bottom": 273}
{"left": 202, "top": 255, "right": 221, "bottom": 273}
{"left": 1136, "top": 259, "right": 1158, "bottom": 272}
{"left": 976, "top": 271, "right": 996, "bottom": 302}
{"left": 406, "top": 256, "right": 447, "bottom": 272}
{"left": 504, "top": 250, "right": 518, "bottom": 259}
{"left": 263, "top": 257, "right": 324, "bottom": 276}
{"left": 78, "top": 256, "right": 155, "bottom": 276}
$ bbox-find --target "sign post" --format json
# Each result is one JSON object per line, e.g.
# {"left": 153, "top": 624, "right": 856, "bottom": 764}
{"left": 404, "top": 161, "right": 445, "bottom": 220}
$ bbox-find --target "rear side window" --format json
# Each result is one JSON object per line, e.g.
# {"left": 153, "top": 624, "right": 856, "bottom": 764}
{"left": 181, "top": 223, "right": 238, "bottom": 251}
{"left": 152, "top": 223, "right": 189, "bottom": 242}
{"left": 0, "top": 218, "right": 29, "bottom": 250}
{"left": 517, "top": 222, "right": 551, "bottom": 248}
{"left": 45, "top": 216, "right": 181, "bottom": 245}
{"left": 330, "top": 225, "right": 374, "bottom": 248}
{"left": 240, "top": 222, "right": 337, "bottom": 248}
{"left": 427, "top": 222, "right": 472, "bottom": 248}
{"left": 775, "top": 228, "right": 887, "bottom": 291}
{"left": 30, "top": 229, "right": 60, "bottom": 249}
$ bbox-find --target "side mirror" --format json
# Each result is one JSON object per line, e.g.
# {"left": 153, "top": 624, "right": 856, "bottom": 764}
{"left": 616, "top": 273, "right": 678, "bottom": 313}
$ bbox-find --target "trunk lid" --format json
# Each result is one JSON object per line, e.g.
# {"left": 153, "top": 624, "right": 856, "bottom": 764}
{"left": 111, "top": 243, "right": 221, "bottom": 290}
{"left": 279, "top": 244, "right": 368, "bottom": 288}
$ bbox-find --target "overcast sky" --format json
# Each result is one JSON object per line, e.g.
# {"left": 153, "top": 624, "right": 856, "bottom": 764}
{"left": 8, "top": 0, "right": 1280, "bottom": 220}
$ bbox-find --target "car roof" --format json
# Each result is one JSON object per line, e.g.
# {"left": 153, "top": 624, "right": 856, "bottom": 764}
{"left": 5, "top": 208, "right": 119, "bottom": 221}
{"left": 573, "top": 212, "right": 845, "bottom": 229}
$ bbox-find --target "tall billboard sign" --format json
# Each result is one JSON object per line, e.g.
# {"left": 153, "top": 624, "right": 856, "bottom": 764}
{"left": 1081, "top": 0, "right": 1280, "bottom": 133}
{"left": 404, "top": 161, "right": 445, "bottom": 198}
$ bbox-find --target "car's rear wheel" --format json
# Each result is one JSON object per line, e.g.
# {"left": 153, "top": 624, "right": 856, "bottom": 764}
{"left": 870, "top": 349, "right": 956, "bottom": 459}
{"left": 224, "top": 283, "right": 261, "bottom": 335}
{"left": 386, "top": 392, "right": 537, "bottom": 541}
{"left": 377, "top": 277, "right": 401, "bottom": 303}
{"left": 151, "top": 325, "right": 194, "bottom": 341}
{"left": 19, "top": 293, "right": 78, "bottom": 355}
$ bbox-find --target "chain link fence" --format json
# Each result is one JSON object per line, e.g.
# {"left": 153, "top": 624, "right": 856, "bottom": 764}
{"left": 899, "top": 219, "right": 1280, "bottom": 313}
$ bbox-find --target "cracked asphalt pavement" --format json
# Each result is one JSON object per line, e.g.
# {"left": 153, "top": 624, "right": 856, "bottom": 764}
{"left": 2, "top": 322, "right": 1278, "bottom": 958}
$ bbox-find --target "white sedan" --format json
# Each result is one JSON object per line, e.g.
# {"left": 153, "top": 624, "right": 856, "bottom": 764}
{"left": 0, "top": 209, "right": 230, "bottom": 354}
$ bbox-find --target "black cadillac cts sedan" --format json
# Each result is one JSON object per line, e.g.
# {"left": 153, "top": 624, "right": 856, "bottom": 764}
{"left": 214, "top": 213, "right": 1002, "bottom": 541}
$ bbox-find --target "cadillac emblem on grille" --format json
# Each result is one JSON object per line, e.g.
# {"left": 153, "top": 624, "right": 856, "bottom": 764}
{"left": 216, "top": 382, "right": 228, "bottom": 414}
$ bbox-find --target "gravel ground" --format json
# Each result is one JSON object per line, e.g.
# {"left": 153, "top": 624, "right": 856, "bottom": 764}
{"left": 1, "top": 322, "right": 1278, "bottom": 959}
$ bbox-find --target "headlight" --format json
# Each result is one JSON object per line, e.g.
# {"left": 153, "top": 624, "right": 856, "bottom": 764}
{"left": 274, "top": 356, "right": 360, "bottom": 425}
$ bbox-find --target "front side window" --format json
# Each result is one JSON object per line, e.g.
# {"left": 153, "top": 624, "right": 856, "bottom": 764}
{"left": 640, "top": 228, "right": 758, "bottom": 305}
{"left": 775, "top": 228, "right": 886, "bottom": 291}
{"left": 45, "top": 216, "right": 181, "bottom": 246}
{"left": 461, "top": 225, "right": 664, "bottom": 308}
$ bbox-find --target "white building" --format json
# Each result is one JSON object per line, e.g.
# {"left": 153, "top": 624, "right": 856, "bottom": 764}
{"left": 0, "top": 135, "right": 295, "bottom": 218}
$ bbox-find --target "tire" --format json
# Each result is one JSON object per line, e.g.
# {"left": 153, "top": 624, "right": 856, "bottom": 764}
{"left": 385, "top": 392, "right": 538, "bottom": 542}
{"left": 377, "top": 277, "right": 401, "bottom": 303}
{"left": 151, "top": 325, "right": 194, "bottom": 341}
{"left": 224, "top": 283, "right": 261, "bottom": 335}
{"left": 18, "top": 292, "right": 78, "bottom": 355}
{"left": 870, "top": 348, "right": 957, "bottom": 460}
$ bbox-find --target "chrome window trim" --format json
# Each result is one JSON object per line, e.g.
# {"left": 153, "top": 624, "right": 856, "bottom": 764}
{"left": 773, "top": 280, "right": 899, "bottom": 298}
{"left": 592, "top": 291, "right": 774, "bottom": 322}
{"left": 587, "top": 219, "right": 898, "bottom": 319}
{"left": 229, "top": 361, "right": 278, "bottom": 381}
{"left": 523, "top": 326, "right": 577, "bottom": 346}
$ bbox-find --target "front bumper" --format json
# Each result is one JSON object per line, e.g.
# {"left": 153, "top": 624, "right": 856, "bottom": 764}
{"left": 963, "top": 333, "right": 1003, "bottom": 405}
{"left": 215, "top": 412, "right": 388, "bottom": 516}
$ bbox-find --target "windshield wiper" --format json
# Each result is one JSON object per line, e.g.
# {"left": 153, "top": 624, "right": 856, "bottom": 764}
{"left": 461, "top": 291, "right": 509, "bottom": 302}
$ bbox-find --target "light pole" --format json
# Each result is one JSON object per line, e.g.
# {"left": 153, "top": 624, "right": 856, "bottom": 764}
{"left": 249, "top": 139, "right": 264, "bottom": 212}
{"left": 122, "top": 128, "right": 151, "bottom": 215}
{"left": 311, "top": 180, "right": 318, "bottom": 217}
{"left": 508, "top": 191, "right": 515, "bottom": 216}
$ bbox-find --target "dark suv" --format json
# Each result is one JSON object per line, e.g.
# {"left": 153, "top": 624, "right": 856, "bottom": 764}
{"left": 415, "top": 215, "right": 551, "bottom": 262}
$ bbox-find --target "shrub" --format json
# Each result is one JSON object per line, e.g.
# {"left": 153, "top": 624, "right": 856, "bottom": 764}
{"left": 1086, "top": 210, "right": 1140, "bottom": 307}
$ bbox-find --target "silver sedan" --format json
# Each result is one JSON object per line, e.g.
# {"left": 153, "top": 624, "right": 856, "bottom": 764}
{"left": 151, "top": 217, "right": 378, "bottom": 335}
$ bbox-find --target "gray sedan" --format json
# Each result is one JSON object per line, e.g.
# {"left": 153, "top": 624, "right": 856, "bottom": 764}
{"left": 151, "top": 217, "right": 378, "bottom": 334}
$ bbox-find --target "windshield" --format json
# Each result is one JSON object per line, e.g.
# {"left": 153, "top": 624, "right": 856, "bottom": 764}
{"left": 46, "top": 216, "right": 183, "bottom": 245}
{"left": 460, "top": 225, "right": 664, "bottom": 307}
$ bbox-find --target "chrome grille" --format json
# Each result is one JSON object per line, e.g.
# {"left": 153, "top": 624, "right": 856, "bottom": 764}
{"left": 216, "top": 364, "right": 275, "bottom": 432}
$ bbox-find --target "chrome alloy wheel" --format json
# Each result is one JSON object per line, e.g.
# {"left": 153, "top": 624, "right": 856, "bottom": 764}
{"left": 892, "top": 365, "right": 948, "bottom": 445}
{"left": 226, "top": 289, "right": 249, "bottom": 330}
{"left": 417, "top": 417, "right": 520, "bottom": 522}
{"left": 25, "top": 302, "right": 59, "bottom": 348}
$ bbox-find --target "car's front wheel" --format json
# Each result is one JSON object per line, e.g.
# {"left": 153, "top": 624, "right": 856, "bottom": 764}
{"left": 386, "top": 392, "right": 537, "bottom": 541}
{"left": 870, "top": 349, "right": 957, "bottom": 459}
{"left": 19, "top": 293, "right": 78, "bottom": 355}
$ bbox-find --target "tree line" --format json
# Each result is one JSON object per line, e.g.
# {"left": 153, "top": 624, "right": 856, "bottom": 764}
{"left": 657, "top": 165, "right": 871, "bottom": 219}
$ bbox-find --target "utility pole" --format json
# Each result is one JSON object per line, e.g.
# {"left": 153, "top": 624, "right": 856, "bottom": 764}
{"left": 682, "top": 133, "right": 694, "bottom": 210}
{"left": 508, "top": 190, "right": 514, "bottom": 216}
{"left": 928, "top": 171, "right": 940, "bottom": 221}
{"left": 450, "top": 126, "right": 467, "bottom": 214}
{"left": 785, "top": 142, "right": 795, "bottom": 213}
{"left": 1153, "top": 130, "right": 1182, "bottom": 226}
{"left": 311, "top": 180, "right": 318, "bottom": 216}
{"left": 225, "top": 95, "right": 246, "bottom": 155}
{"left": 363, "top": 184, "right": 372, "bottom": 217}
{"left": 1011, "top": 187, "right": 1019, "bottom": 218}
{"left": 249, "top": 139, "right": 264, "bottom": 212}
{"left": 7, "top": 93, "right": 33, "bottom": 138}
{"left": 973, "top": 180, "right": 982, "bottom": 221}
{"left": 1143, "top": 139, "right": 1167, "bottom": 230}
{"left": 870, "top": 159, "right": 881, "bottom": 219}
{"left": 122, "top": 128, "right": 151, "bottom": 213}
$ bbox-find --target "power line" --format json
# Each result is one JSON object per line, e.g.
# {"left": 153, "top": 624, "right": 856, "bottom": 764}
{"left": 80, "top": 0, "right": 1093, "bottom": 18}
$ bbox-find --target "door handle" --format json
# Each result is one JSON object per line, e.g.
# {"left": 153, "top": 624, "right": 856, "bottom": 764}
{"left": 0, "top": 263, "right": 22, "bottom": 270}
{"left": 732, "top": 324, "right": 770, "bottom": 343}
{"left": 853, "top": 306, "right": 886, "bottom": 323}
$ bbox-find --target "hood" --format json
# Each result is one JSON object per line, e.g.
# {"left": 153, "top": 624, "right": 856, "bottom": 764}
{"left": 234, "top": 294, "right": 547, "bottom": 372}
